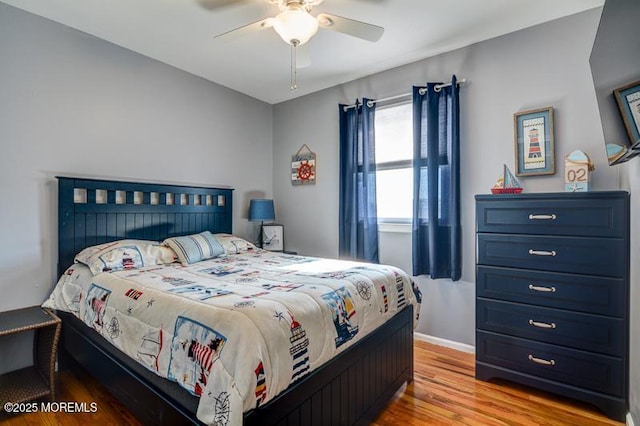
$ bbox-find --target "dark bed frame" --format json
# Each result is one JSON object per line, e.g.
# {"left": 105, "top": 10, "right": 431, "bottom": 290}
{"left": 55, "top": 176, "right": 414, "bottom": 425}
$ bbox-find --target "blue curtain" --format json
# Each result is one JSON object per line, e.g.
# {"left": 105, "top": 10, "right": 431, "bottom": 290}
{"left": 412, "top": 76, "right": 461, "bottom": 280}
{"left": 338, "top": 99, "right": 379, "bottom": 263}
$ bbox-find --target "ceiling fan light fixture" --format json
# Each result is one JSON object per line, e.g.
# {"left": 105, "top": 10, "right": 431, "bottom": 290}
{"left": 273, "top": 7, "right": 318, "bottom": 45}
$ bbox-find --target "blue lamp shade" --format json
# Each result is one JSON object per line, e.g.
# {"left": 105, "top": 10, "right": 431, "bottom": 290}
{"left": 248, "top": 199, "right": 275, "bottom": 222}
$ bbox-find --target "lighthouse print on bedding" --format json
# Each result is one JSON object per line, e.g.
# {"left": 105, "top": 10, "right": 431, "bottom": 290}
{"left": 168, "top": 316, "right": 227, "bottom": 396}
{"left": 84, "top": 284, "right": 111, "bottom": 332}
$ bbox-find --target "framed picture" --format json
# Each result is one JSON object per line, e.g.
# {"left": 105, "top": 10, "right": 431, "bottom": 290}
{"left": 514, "top": 107, "right": 555, "bottom": 176}
{"left": 262, "top": 224, "right": 284, "bottom": 252}
{"left": 613, "top": 80, "right": 640, "bottom": 148}
{"left": 291, "top": 144, "right": 316, "bottom": 185}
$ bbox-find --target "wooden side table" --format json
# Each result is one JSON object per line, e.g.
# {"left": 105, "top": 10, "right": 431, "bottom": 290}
{"left": 0, "top": 306, "right": 61, "bottom": 409}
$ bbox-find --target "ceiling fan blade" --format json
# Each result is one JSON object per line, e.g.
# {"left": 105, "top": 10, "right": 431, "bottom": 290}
{"left": 196, "top": 0, "right": 252, "bottom": 12}
{"left": 296, "top": 43, "right": 312, "bottom": 68}
{"left": 316, "top": 13, "right": 384, "bottom": 42}
{"left": 214, "top": 17, "right": 274, "bottom": 42}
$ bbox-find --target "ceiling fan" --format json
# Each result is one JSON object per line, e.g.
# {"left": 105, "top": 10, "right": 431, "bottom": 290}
{"left": 213, "top": 0, "right": 384, "bottom": 91}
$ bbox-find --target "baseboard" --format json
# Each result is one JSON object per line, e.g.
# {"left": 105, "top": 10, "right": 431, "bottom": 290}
{"left": 414, "top": 332, "right": 475, "bottom": 354}
{"left": 628, "top": 412, "right": 635, "bottom": 426}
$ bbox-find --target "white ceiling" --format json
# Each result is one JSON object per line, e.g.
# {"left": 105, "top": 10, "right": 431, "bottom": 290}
{"left": 2, "top": 0, "right": 604, "bottom": 104}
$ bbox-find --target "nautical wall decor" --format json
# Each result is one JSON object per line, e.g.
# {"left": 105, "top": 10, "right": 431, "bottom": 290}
{"left": 514, "top": 107, "right": 555, "bottom": 176}
{"left": 564, "top": 149, "right": 594, "bottom": 192}
{"left": 291, "top": 144, "right": 316, "bottom": 185}
{"left": 613, "top": 80, "right": 640, "bottom": 149}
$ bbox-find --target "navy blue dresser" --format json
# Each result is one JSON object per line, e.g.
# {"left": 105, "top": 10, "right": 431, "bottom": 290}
{"left": 475, "top": 191, "right": 629, "bottom": 421}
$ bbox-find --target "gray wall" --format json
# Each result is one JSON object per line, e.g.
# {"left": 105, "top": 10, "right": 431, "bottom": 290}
{"left": 0, "top": 3, "right": 273, "bottom": 372}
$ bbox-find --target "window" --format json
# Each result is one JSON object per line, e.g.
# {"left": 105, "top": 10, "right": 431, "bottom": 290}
{"left": 374, "top": 102, "right": 413, "bottom": 224}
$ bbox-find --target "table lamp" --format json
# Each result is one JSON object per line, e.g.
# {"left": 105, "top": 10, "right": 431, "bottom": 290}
{"left": 248, "top": 199, "right": 275, "bottom": 248}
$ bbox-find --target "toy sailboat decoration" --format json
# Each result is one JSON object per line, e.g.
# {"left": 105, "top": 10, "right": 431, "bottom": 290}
{"left": 491, "top": 164, "right": 523, "bottom": 194}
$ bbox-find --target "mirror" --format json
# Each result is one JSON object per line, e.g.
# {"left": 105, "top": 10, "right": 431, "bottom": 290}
{"left": 589, "top": 0, "right": 640, "bottom": 165}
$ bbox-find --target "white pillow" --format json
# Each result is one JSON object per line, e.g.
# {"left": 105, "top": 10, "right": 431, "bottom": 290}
{"left": 213, "top": 233, "right": 257, "bottom": 254}
{"left": 75, "top": 240, "right": 177, "bottom": 275}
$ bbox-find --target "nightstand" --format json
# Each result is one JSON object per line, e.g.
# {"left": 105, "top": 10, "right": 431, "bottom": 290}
{"left": 0, "top": 306, "right": 61, "bottom": 409}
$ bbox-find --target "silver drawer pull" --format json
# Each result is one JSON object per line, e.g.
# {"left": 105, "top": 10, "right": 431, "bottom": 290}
{"left": 528, "top": 355, "right": 555, "bottom": 366}
{"left": 529, "top": 249, "right": 556, "bottom": 257}
{"left": 528, "top": 284, "right": 556, "bottom": 293}
{"left": 529, "top": 319, "right": 556, "bottom": 329}
{"left": 528, "top": 214, "right": 557, "bottom": 220}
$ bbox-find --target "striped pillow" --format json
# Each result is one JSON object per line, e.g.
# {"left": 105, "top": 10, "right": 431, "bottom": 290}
{"left": 163, "top": 231, "right": 224, "bottom": 265}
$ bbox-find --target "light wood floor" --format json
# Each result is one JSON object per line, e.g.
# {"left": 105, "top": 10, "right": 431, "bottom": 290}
{"left": 373, "top": 341, "right": 623, "bottom": 426}
{"left": 0, "top": 340, "right": 623, "bottom": 425}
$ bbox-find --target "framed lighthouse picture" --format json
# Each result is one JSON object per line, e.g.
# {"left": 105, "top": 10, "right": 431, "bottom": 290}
{"left": 514, "top": 106, "right": 555, "bottom": 176}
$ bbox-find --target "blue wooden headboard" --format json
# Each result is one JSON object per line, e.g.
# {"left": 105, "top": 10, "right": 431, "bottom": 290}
{"left": 57, "top": 177, "right": 234, "bottom": 277}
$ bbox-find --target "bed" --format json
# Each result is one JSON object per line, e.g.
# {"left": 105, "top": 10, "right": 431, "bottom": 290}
{"left": 47, "top": 177, "right": 419, "bottom": 425}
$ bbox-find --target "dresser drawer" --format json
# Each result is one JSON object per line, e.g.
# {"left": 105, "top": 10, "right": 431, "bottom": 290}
{"left": 476, "top": 194, "right": 628, "bottom": 237}
{"left": 477, "top": 234, "right": 625, "bottom": 277}
{"left": 476, "top": 331, "right": 624, "bottom": 396}
{"left": 477, "top": 266, "right": 626, "bottom": 317}
{"left": 477, "top": 299, "right": 624, "bottom": 356}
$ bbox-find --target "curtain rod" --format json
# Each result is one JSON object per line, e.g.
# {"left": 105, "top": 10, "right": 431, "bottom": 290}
{"left": 342, "top": 78, "right": 466, "bottom": 111}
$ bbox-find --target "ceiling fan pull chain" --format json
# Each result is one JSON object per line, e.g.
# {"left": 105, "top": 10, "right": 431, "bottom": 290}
{"left": 290, "top": 41, "right": 298, "bottom": 91}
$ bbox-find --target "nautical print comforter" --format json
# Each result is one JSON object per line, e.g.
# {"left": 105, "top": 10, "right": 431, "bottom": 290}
{"left": 43, "top": 250, "right": 421, "bottom": 426}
